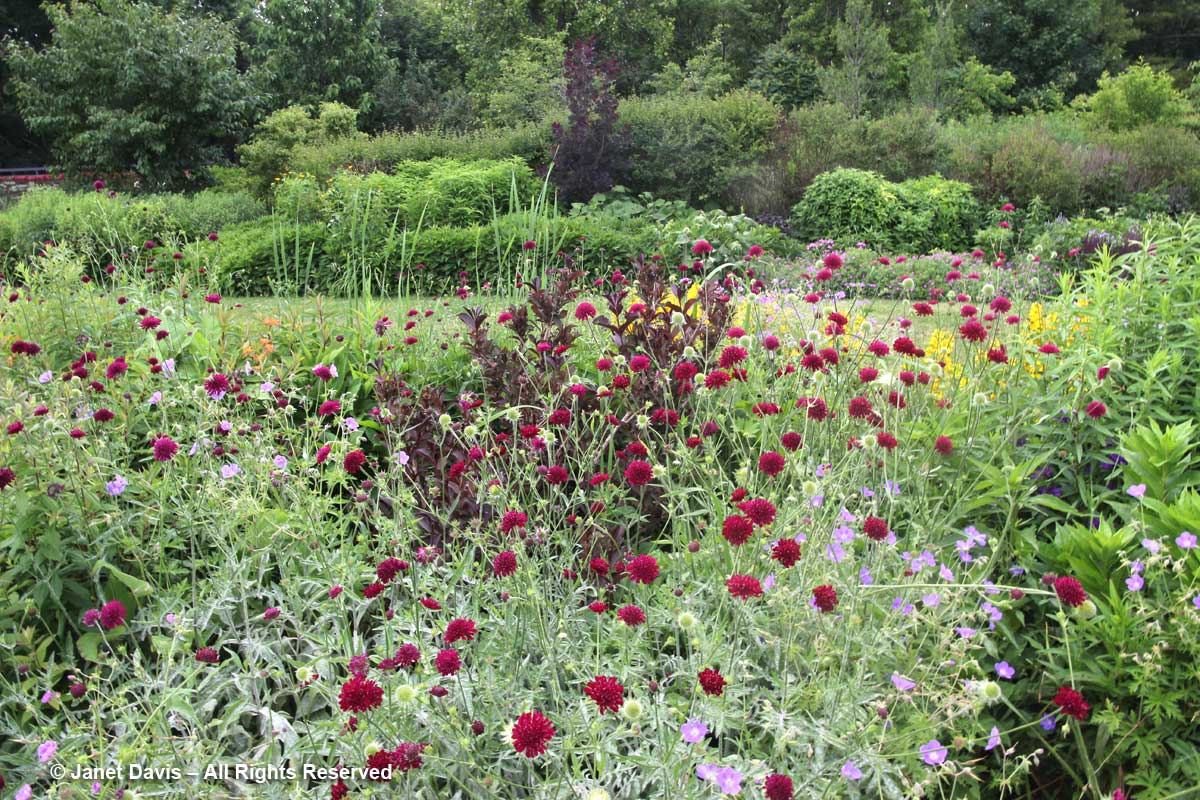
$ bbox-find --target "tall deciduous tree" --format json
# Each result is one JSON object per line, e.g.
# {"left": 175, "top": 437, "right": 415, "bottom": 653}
{"left": 4, "top": 0, "right": 251, "bottom": 187}
{"left": 818, "top": 0, "right": 894, "bottom": 118}
{"left": 254, "top": 0, "right": 384, "bottom": 111}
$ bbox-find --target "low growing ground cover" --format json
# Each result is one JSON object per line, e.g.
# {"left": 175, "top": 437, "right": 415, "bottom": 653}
{"left": 0, "top": 219, "right": 1198, "bottom": 800}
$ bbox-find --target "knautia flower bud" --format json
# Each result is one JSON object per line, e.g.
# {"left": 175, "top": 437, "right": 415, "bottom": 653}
{"left": 902, "top": 277, "right": 915, "bottom": 291}
{"left": 542, "top": 431, "right": 556, "bottom": 445}
{"left": 439, "top": 413, "right": 452, "bottom": 430}
{"left": 296, "top": 666, "right": 315, "bottom": 683}
{"left": 621, "top": 698, "right": 644, "bottom": 722}
{"left": 972, "top": 392, "right": 989, "bottom": 406}
{"left": 671, "top": 311, "right": 686, "bottom": 326}
{"left": 1074, "top": 599, "right": 1098, "bottom": 620}
{"left": 677, "top": 611, "right": 698, "bottom": 630}
{"left": 365, "top": 741, "right": 383, "bottom": 757}
{"left": 982, "top": 283, "right": 995, "bottom": 297}
{"left": 505, "top": 407, "right": 521, "bottom": 421}
{"left": 803, "top": 480, "right": 819, "bottom": 496}
{"left": 652, "top": 464, "right": 667, "bottom": 478}
{"left": 682, "top": 346, "right": 698, "bottom": 359}
{"left": 396, "top": 684, "right": 417, "bottom": 703}
{"left": 1107, "top": 357, "right": 1123, "bottom": 372}
{"left": 463, "top": 424, "right": 478, "bottom": 438}
{"left": 976, "top": 680, "right": 1003, "bottom": 705}
{"left": 862, "top": 433, "right": 878, "bottom": 448}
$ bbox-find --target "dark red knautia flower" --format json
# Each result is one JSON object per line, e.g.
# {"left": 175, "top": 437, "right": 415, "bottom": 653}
{"left": 813, "top": 584, "right": 838, "bottom": 613}
{"left": 512, "top": 711, "right": 555, "bottom": 757}
{"left": 435, "top": 648, "right": 462, "bottom": 676}
{"left": 99, "top": 599, "right": 126, "bottom": 630}
{"left": 624, "top": 460, "right": 654, "bottom": 486}
{"left": 626, "top": 554, "right": 660, "bottom": 584}
{"left": 339, "top": 676, "right": 383, "bottom": 713}
{"left": 1053, "top": 576, "right": 1088, "bottom": 607}
{"left": 584, "top": 675, "right": 625, "bottom": 714}
{"left": 1052, "top": 686, "right": 1090, "bottom": 720}
{"left": 758, "top": 451, "right": 786, "bottom": 476}
{"left": 863, "top": 517, "right": 889, "bottom": 542}
{"left": 500, "top": 510, "right": 527, "bottom": 533}
{"left": 727, "top": 574, "right": 763, "bottom": 600}
{"left": 764, "top": 773, "right": 795, "bottom": 800}
{"left": 445, "top": 618, "right": 477, "bottom": 644}
{"left": 934, "top": 435, "right": 954, "bottom": 456}
{"left": 722, "top": 515, "right": 754, "bottom": 546}
{"left": 698, "top": 668, "right": 727, "bottom": 696}
{"left": 343, "top": 450, "right": 367, "bottom": 474}
{"left": 493, "top": 550, "right": 517, "bottom": 577}
{"left": 151, "top": 436, "right": 178, "bottom": 462}
{"left": 771, "top": 538, "right": 801, "bottom": 567}
{"left": 616, "top": 605, "right": 646, "bottom": 626}
{"left": 195, "top": 647, "right": 220, "bottom": 663}
{"left": 737, "top": 498, "right": 776, "bottom": 526}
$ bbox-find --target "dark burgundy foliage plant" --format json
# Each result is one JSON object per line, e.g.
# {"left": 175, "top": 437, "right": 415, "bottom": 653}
{"left": 550, "top": 38, "right": 627, "bottom": 204}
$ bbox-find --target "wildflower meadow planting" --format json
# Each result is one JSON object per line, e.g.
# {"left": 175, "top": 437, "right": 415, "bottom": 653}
{"left": 3, "top": 2, "right": 1200, "bottom": 799}
{"left": 2, "top": 200, "right": 1199, "bottom": 800}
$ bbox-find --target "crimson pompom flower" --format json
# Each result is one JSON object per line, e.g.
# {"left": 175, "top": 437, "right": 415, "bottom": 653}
{"left": 1052, "top": 686, "right": 1090, "bottom": 720}
{"left": 624, "top": 460, "right": 654, "bottom": 487}
{"left": 394, "top": 643, "right": 420, "bottom": 668}
{"left": 877, "top": 431, "right": 898, "bottom": 449}
{"left": 139, "top": 315, "right": 161, "bottom": 330}
{"left": 195, "top": 646, "right": 220, "bottom": 663}
{"left": 584, "top": 676, "right": 625, "bottom": 714}
{"left": 1053, "top": 576, "right": 1088, "bottom": 607}
{"left": 1039, "top": 342, "right": 1061, "bottom": 354}
{"left": 771, "top": 538, "right": 801, "bottom": 567}
{"left": 203, "top": 373, "right": 231, "bottom": 399}
{"left": 848, "top": 396, "right": 873, "bottom": 418}
{"left": 863, "top": 516, "right": 889, "bottom": 542}
{"left": 758, "top": 451, "right": 786, "bottom": 476}
{"left": 343, "top": 450, "right": 367, "bottom": 474}
{"left": 764, "top": 774, "right": 795, "bottom": 800}
{"left": 1085, "top": 401, "right": 1107, "bottom": 419}
{"left": 726, "top": 574, "right": 763, "bottom": 600}
{"left": 512, "top": 711, "right": 555, "bottom": 758}
{"left": 1, "top": 467, "right": 17, "bottom": 490}
{"left": 934, "top": 435, "right": 954, "bottom": 456}
{"left": 616, "top": 605, "right": 646, "bottom": 626}
{"left": 545, "top": 465, "right": 569, "bottom": 485}
{"left": 737, "top": 498, "right": 776, "bottom": 527}
{"left": 588, "top": 601, "right": 609, "bottom": 614}
{"left": 781, "top": 431, "right": 802, "bottom": 451}
{"left": 718, "top": 345, "right": 748, "bottom": 368}
{"left": 812, "top": 584, "right": 838, "bottom": 613}
{"left": 93, "top": 408, "right": 114, "bottom": 423}
{"left": 704, "top": 370, "right": 731, "bottom": 389}
{"left": 629, "top": 354, "right": 651, "bottom": 372}
{"left": 319, "top": 399, "right": 341, "bottom": 416}
{"left": 338, "top": 676, "right": 384, "bottom": 712}
{"left": 823, "top": 252, "right": 843, "bottom": 270}
{"left": 722, "top": 515, "right": 755, "bottom": 546}
{"left": 674, "top": 361, "right": 698, "bottom": 382}
{"left": 500, "top": 510, "right": 527, "bottom": 533}
{"left": 420, "top": 597, "right": 441, "bottom": 610}
{"left": 99, "top": 599, "right": 126, "bottom": 630}
{"left": 376, "top": 557, "right": 407, "bottom": 583}
{"left": 548, "top": 408, "right": 571, "bottom": 425}
{"left": 445, "top": 618, "right": 477, "bottom": 644}
{"left": 493, "top": 550, "right": 517, "bottom": 577}
{"left": 435, "top": 648, "right": 462, "bottom": 676}
{"left": 959, "top": 319, "right": 988, "bottom": 342}
{"left": 698, "top": 668, "right": 727, "bottom": 696}
{"left": 626, "top": 554, "right": 660, "bottom": 584}
{"left": 692, "top": 239, "right": 713, "bottom": 256}
{"left": 151, "top": 435, "right": 178, "bottom": 462}
{"left": 574, "top": 302, "right": 597, "bottom": 321}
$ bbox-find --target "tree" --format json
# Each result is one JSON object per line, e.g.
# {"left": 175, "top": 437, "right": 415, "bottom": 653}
{"left": 818, "top": 0, "right": 894, "bottom": 117}
{"left": 1080, "top": 61, "right": 1192, "bottom": 130}
{"left": 254, "top": 0, "right": 384, "bottom": 111}
{"left": 551, "top": 39, "right": 626, "bottom": 204}
{"left": 963, "top": 0, "right": 1134, "bottom": 107}
{"left": 4, "top": 0, "right": 251, "bottom": 187}
{"left": 909, "top": 2, "right": 1015, "bottom": 117}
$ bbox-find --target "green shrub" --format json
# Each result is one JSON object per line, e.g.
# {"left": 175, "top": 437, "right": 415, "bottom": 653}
{"left": 790, "top": 168, "right": 898, "bottom": 247}
{"left": 619, "top": 90, "right": 780, "bottom": 207}
{"left": 238, "top": 103, "right": 366, "bottom": 194}
{"left": 988, "top": 123, "right": 1085, "bottom": 213}
{"left": 1111, "top": 125, "right": 1200, "bottom": 212}
{"left": 209, "top": 218, "right": 330, "bottom": 295}
{"left": 893, "top": 174, "right": 981, "bottom": 252}
{"left": 1081, "top": 62, "right": 1192, "bottom": 132}
{"left": 155, "top": 189, "right": 267, "bottom": 238}
{"left": 288, "top": 123, "right": 553, "bottom": 183}
{"left": 0, "top": 186, "right": 69, "bottom": 260}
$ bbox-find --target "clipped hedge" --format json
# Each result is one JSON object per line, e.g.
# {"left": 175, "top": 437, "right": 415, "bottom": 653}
{"left": 619, "top": 90, "right": 781, "bottom": 207}
{"left": 210, "top": 213, "right": 651, "bottom": 296}
{"left": 791, "top": 168, "right": 979, "bottom": 253}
